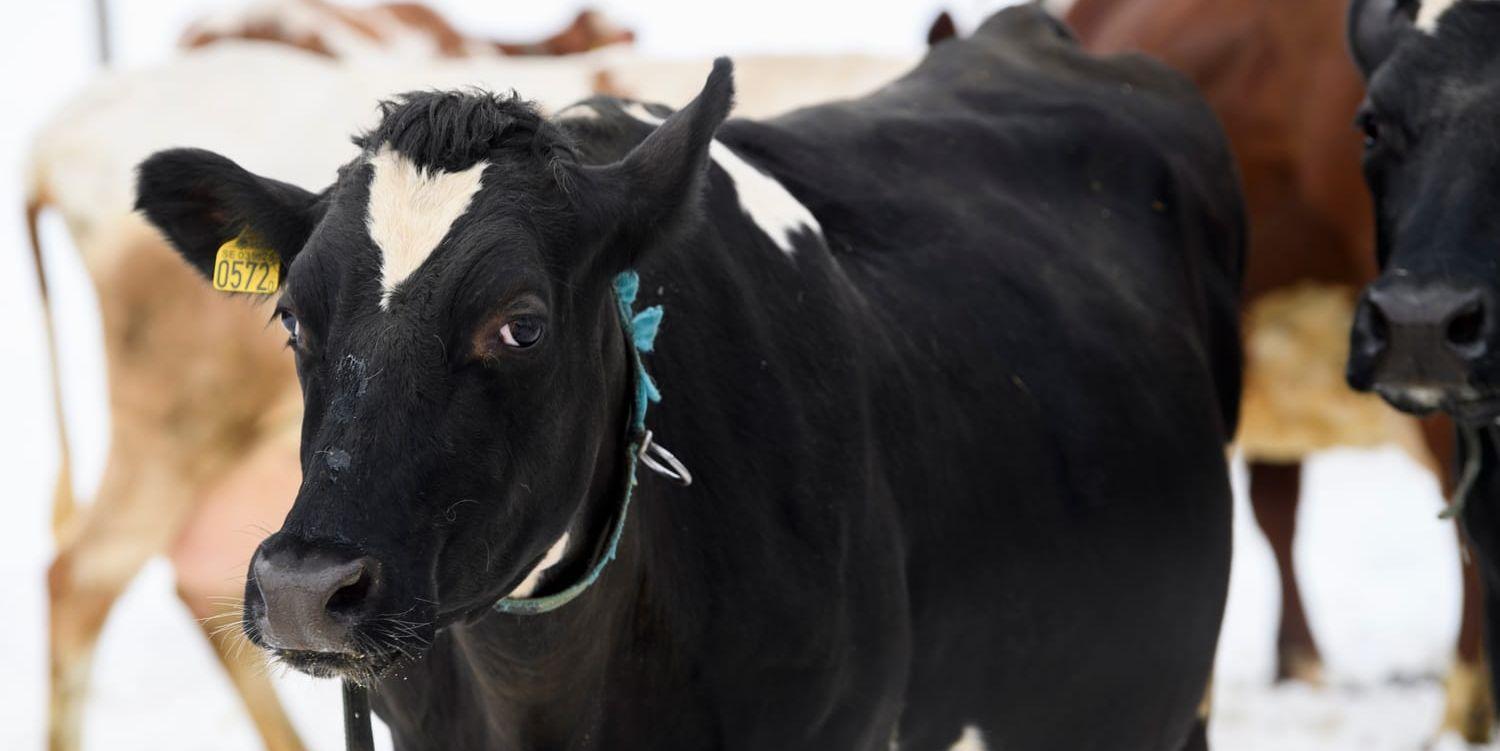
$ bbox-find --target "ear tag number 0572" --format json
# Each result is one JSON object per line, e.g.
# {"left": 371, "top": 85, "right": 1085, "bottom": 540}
{"left": 213, "top": 235, "right": 280, "bottom": 294}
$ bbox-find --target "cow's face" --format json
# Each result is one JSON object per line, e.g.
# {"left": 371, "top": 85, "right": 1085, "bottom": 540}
{"left": 136, "top": 63, "right": 733, "bottom": 679}
{"left": 1346, "top": 0, "right": 1500, "bottom": 423}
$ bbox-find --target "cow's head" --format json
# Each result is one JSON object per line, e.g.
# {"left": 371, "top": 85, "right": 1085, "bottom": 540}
{"left": 1346, "top": 0, "right": 1500, "bottom": 423}
{"left": 135, "top": 61, "right": 733, "bottom": 679}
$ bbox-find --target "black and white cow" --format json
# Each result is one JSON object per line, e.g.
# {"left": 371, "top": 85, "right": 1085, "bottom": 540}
{"left": 1347, "top": 0, "right": 1500, "bottom": 710}
{"left": 135, "top": 8, "right": 1242, "bottom": 750}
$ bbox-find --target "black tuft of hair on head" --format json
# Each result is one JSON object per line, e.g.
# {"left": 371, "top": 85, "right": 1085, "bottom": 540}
{"left": 355, "top": 89, "right": 577, "bottom": 173}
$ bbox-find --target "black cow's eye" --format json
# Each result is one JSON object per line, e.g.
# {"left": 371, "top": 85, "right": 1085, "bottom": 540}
{"left": 1357, "top": 110, "right": 1382, "bottom": 148}
{"left": 499, "top": 317, "right": 545, "bottom": 349}
{"left": 279, "top": 309, "right": 301, "bottom": 345}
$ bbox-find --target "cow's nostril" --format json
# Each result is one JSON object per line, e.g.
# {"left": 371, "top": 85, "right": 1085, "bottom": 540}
{"left": 1446, "top": 302, "right": 1486, "bottom": 349}
{"left": 325, "top": 559, "right": 377, "bottom": 617}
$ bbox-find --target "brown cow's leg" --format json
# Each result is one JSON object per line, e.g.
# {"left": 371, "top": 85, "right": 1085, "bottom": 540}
{"left": 170, "top": 433, "right": 304, "bottom": 751}
{"left": 179, "top": 589, "right": 305, "bottom": 751}
{"left": 48, "top": 457, "right": 187, "bottom": 751}
{"left": 1247, "top": 460, "right": 1324, "bottom": 683}
{"left": 1423, "top": 415, "right": 1496, "bottom": 742}
{"left": 51, "top": 464, "right": 75, "bottom": 543}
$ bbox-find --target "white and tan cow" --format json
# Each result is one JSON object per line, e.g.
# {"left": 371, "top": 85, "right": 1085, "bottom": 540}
{"left": 28, "top": 35, "right": 913, "bottom": 751}
{"left": 180, "top": 0, "right": 634, "bottom": 59}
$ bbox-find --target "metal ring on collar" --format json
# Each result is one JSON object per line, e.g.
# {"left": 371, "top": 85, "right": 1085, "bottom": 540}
{"left": 638, "top": 430, "right": 693, "bottom": 486}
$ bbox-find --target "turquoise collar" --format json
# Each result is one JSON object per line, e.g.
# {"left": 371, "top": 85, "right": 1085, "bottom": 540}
{"left": 491, "top": 271, "right": 682, "bottom": 616}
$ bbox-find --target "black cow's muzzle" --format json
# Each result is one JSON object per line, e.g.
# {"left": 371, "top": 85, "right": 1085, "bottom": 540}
{"left": 1348, "top": 275, "right": 1500, "bottom": 423}
{"left": 244, "top": 534, "right": 405, "bottom": 677}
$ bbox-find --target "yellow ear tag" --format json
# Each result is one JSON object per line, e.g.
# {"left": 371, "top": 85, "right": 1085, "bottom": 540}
{"left": 212, "top": 234, "right": 280, "bottom": 294}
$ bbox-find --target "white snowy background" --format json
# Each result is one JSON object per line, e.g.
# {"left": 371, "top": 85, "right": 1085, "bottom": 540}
{"left": 0, "top": 1, "right": 1482, "bottom": 749}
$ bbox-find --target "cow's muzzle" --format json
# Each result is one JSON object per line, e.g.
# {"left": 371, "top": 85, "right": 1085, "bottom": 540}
{"left": 1348, "top": 275, "right": 1500, "bottom": 422}
{"left": 245, "top": 535, "right": 386, "bottom": 667}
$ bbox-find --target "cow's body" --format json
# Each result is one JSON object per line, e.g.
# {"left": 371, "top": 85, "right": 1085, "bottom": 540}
{"left": 349, "top": 11, "right": 1240, "bottom": 749}
{"left": 1066, "top": 0, "right": 1490, "bottom": 738}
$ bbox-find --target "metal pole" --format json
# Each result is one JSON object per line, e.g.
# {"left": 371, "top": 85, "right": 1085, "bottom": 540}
{"left": 93, "top": 0, "right": 111, "bottom": 65}
{"left": 342, "top": 680, "right": 376, "bottom": 751}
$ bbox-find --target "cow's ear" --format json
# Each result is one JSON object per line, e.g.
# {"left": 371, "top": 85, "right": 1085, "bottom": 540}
{"left": 1348, "top": 0, "right": 1417, "bottom": 79}
{"left": 135, "top": 148, "right": 323, "bottom": 283}
{"left": 585, "top": 57, "right": 734, "bottom": 270}
{"left": 928, "top": 11, "right": 958, "bottom": 47}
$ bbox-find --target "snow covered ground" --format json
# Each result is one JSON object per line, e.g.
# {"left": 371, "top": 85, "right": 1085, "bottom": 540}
{"left": 0, "top": 1, "right": 1489, "bottom": 749}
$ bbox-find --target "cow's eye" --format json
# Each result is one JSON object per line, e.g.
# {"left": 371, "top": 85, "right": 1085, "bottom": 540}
{"left": 1357, "top": 110, "right": 1382, "bottom": 149}
{"left": 278, "top": 309, "right": 301, "bottom": 345}
{"left": 499, "top": 316, "right": 545, "bottom": 348}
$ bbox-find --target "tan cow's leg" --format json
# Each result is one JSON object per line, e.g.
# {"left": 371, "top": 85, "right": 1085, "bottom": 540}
{"left": 170, "top": 432, "right": 303, "bottom": 751}
{"left": 178, "top": 589, "right": 305, "bottom": 751}
{"left": 51, "top": 462, "right": 75, "bottom": 543}
{"left": 47, "top": 457, "right": 188, "bottom": 751}
{"left": 1418, "top": 415, "right": 1497, "bottom": 742}
{"left": 1246, "top": 460, "right": 1324, "bottom": 684}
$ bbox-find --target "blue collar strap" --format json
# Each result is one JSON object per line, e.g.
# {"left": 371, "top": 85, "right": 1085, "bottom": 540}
{"left": 491, "top": 271, "right": 680, "bottom": 616}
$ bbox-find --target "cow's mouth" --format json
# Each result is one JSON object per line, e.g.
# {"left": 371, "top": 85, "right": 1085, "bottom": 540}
{"left": 1375, "top": 384, "right": 1500, "bottom": 424}
{"left": 272, "top": 647, "right": 399, "bottom": 682}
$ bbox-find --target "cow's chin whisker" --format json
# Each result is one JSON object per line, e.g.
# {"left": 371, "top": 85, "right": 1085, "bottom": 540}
{"left": 266, "top": 625, "right": 433, "bottom": 683}
{"left": 270, "top": 648, "right": 391, "bottom": 683}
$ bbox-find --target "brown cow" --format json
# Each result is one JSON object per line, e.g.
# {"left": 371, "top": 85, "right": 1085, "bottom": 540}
{"left": 1065, "top": 0, "right": 1491, "bottom": 741}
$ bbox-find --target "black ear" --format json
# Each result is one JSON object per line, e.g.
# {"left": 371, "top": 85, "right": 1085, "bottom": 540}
{"left": 1348, "top": 0, "right": 1418, "bottom": 79}
{"left": 135, "top": 148, "right": 324, "bottom": 282}
{"left": 928, "top": 11, "right": 959, "bottom": 47}
{"left": 587, "top": 57, "right": 734, "bottom": 270}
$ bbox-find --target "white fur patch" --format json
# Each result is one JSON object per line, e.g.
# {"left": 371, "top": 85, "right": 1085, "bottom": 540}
{"left": 1417, "top": 0, "right": 1466, "bottom": 32}
{"left": 508, "top": 533, "right": 570, "bottom": 599}
{"left": 1403, "top": 386, "right": 1447, "bottom": 408}
{"left": 621, "top": 102, "right": 822, "bottom": 255}
{"left": 949, "top": 725, "right": 988, "bottom": 751}
{"left": 366, "top": 145, "right": 487, "bottom": 309}
{"left": 556, "top": 103, "right": 602, "bottom": 121}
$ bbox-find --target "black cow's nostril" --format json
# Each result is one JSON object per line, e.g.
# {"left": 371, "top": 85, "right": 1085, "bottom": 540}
{"left": 1445, "top": 300, "right": 1486, "bottom": 350}
{"left": 326, "top": 559, "right": 378, "bottom": 617}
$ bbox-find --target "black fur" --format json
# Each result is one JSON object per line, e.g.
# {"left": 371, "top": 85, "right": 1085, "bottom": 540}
{"left": 1348, "top": 0, "right": 1420, "bottom": 78}
{"left": 135, "top": 11, "right": 1240, "bottom": 751}
{"left": 354, "top": 88, "right": 577, "bottom": 174}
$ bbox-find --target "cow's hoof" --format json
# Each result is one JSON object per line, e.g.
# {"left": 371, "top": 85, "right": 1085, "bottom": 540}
{"left": 1440, "top": 657, "right": 1493, "bottom": 744}
{"left": 1275, "top": 647, "right": 1325, "bottom": 686}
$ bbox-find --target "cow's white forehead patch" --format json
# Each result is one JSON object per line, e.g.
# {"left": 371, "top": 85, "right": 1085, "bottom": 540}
{"left": 622, "top": 102, "right": 822, "bottom": 255}
{"left": 366, "top": 144, "right": 487, "bottom": 309}
{"left": 1417, "top": 0, "right": 1466, "bottom": 32}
